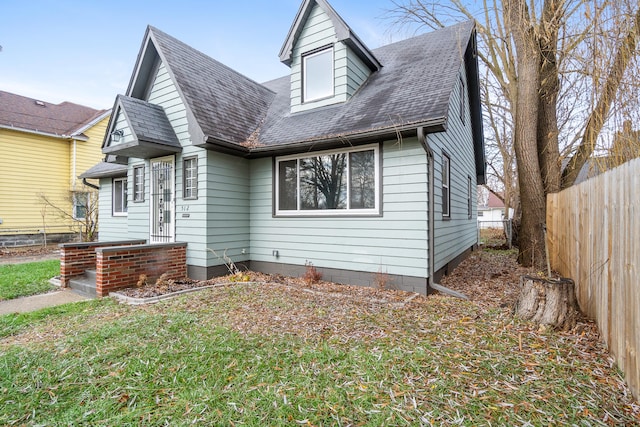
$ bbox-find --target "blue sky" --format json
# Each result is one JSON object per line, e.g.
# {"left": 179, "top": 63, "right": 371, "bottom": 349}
{"left": 0, "top": 0, "right": 421, "bottom": 110}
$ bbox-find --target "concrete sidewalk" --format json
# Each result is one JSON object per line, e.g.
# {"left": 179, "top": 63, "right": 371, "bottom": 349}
{"left": 0, "top": 289, "right": 89, "bottom": 315}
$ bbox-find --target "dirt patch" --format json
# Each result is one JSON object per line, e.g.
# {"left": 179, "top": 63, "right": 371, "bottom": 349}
{"left": 0, "top": 245, "right": 60, "bottom": 264}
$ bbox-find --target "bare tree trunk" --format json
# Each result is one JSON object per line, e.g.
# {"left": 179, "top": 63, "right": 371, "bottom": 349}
{"left": 506, "top": 0, "right": 547, "bottom": 268}
{"left": 515, "top": 275, "right": 580, "bottom": 331}
{"left": 562, "top": 5, "right": 640, "bottom": 188}
{"left": 537, "top": 0, "right": 563, "bottom": 195}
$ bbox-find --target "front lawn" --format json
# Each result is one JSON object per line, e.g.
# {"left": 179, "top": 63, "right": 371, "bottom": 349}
{"left": 1, "top": 270, "right": 638, "bottom": 425}
{"left": 0, "top": 260, "right": 59, "bottom": 300}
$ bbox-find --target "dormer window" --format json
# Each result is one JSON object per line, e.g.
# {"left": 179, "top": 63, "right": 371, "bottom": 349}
{"left": 302, "top": 46, "right": 334, "bottom": 103}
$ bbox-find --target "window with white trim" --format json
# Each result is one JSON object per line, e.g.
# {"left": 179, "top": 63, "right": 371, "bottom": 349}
{"left": 467, "top": 175, "right": 472, "bottom": 219}
{"left": 113, "top": 177, "right": 128, "bottom": 216}
{"left": 442, "top": 153, "right": 450, "bottom": 218}
{"left": 183, "top": 157, "right": 198, "bottom": 199}
{"left": 73, "top": 192, "right": 88, "bottom": 220}
{"left": 459, "top": 75, "right": 465, "bottom": 125}
{"left": 133, "top": 165, "right": 145, "bottom": 202}
{"left": 276, "top": 144, "right": 379, "bottom": 216}
{"left": 302, "top": 47, "right": 334, "bottom": 103}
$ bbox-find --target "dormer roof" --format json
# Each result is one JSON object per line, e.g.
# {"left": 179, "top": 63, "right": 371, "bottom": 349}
{"left": 279, "top": 0, "right": 381, "bottom": 72}
{"left": 103, "top": 95, "right": 182, "bottom": 159}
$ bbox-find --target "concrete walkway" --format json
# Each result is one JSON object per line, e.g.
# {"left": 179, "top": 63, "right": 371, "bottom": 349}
{"left": 0, "top": 289, "right": 89, "bottom": 315}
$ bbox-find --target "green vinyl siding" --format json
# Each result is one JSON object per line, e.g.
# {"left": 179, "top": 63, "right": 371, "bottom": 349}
{"left": 204, "top": 151, "right": 250, "bottom": 269}
{"left": 344, "top": 48, "right": 370, "bottom": 97}
{"left": 250, "top": 139, "right": 429, "bottom": 279}
{"left": 429, "top": 63, "right": 478, "bottom": 271}
{"left": 97, "top": 177, "right": 128, "bottom": 241}
{"left": 147, "top": 62, "right": 191, "bottom": 145}
{"left": 290, "top": 4, "right": 371, "bottom": 113}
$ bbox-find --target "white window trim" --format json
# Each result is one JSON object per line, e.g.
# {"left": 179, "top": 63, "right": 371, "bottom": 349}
{"left": 302, "top": 46, "right": 334, "bottom": 103}
{"left": 183, "top": 156, "right": 198, "bottom": 200}
{"left": 113, "top": 177, "right": 128, "bottom": 217}
{"left": 275, "top": 143, "right": 380, "bottom": 217}
{"left": 442, "top": 154, "right": 450, "bottom": 218}
{"left": 459, "top": 75, "right": 465, "bottom": 125}
{"left": 72, "top": 192, "right": 88, "bottom": 220}
{"left": 467, "top": 175, "right": 472, "bottom": 219}
{"left": 133, "top": 165, "right": 145, "bottom": 202}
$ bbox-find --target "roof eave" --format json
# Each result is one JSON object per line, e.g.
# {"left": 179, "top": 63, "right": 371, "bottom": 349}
{"left": 246, "top": 119, "right": 446, "bottom": 158}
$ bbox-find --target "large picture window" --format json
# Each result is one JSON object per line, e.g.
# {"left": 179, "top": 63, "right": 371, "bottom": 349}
{"left": 113, "top": 177, "right": 128, "bottom": 216}
{"left": 276, "top": 144, "right": 379, "bottom": 216}
{"left": 302, "top": 47, "right": 334, "bottom": 102}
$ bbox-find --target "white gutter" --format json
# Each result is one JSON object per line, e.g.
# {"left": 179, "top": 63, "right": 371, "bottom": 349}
{"left": 71, "top": 139, "right": 77, "bottom": 190}
{"left": 0, "top": 124, "right": 76, "bottom": 140}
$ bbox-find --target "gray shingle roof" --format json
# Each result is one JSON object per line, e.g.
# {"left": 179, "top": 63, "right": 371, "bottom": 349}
{"left": 0, "top": 90, "right": 106, "bottom": 136}
{"left": 127, "top": 19, "right": 478, "bottom": 163}
{"left": 116, "top": 95, "right": 180, "bottom": 147}
{"left": 79, "top": 161, "right": 127, "bottom": 179}
{"left": 258, "top": 21, "right": 474, "bottom": 148}
{"left": 148, "top": 26, "right": 275, "bottom": 145}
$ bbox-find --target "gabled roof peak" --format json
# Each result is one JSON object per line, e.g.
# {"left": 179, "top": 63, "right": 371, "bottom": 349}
{"left": 279, "top": 0, "right": 381, "bottom": 71}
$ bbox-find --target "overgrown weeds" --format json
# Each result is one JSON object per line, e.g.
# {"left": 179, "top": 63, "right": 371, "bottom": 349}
{"left": 302, "top": 261, "right": 322, "bottom": 284}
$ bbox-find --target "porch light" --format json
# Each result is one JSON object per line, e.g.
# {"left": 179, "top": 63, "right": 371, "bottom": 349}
{"left": 111, "top": 129, "right": 124, "bottom": 142}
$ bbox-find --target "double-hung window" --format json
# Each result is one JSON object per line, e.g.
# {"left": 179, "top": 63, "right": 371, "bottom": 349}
{"left": 73, "top": 192, "right": 88, "bottom": 220}
{"left": 133, "top": 165, "right": 145, "bottom": 202}
{"left": 183, "top": 157, "right": 198, "bottom": 199}
{"left": 442, "top": 154, "right": 450, "bottom": 218}
{"left": 459, "top": 75, "right": 465, "bottom": 125}
{"left": 302, "top": 47, "right": 334, "bottom": 103}
{"left": 276, "top": 144, "right": 379, "bottom": 216}
{"left": 113, "top": 177, "right": 128, "bottom": 216}
{"left": 467, "top": 176, "right": 472, "bottom": 219}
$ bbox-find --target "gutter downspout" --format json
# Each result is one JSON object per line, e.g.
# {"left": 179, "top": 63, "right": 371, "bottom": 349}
{"left": 71, "top": 139, "right": 77, "bottom": 191}
{"left": 82, "top": 178, "right": 100, "bottom": 190}
{"left": 418, "top": 127, "right": 468, "bottom": 300}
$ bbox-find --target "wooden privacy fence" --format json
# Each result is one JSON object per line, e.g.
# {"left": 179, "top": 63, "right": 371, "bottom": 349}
{"left": 547, "top": 157, "right": 640, "bottom": 400}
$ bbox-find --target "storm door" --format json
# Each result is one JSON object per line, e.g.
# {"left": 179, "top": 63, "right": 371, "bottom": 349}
{"left": 149, "top": 156, "right": 175, "bottom": 243}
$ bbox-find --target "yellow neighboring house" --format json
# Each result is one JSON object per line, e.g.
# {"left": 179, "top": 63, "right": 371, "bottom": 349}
{"left": 0, "top": 90, "right": 110, "bottom": 246}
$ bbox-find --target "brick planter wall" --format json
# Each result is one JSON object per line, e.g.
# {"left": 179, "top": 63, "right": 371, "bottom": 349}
{"left": 59, "top": 240, "right": 145, "bottom": 287}
{"left": 95, "top": 242, "right": 187, "bottom": 297}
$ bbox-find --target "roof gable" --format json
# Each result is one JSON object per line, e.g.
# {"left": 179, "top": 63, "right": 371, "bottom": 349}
{"left": 103, "top": 95, "right": 181, "bottom": 159}
{"left": 279, "top": 0, "right": 381, "bottom": 72}
{"left": 125, "top": 26, "right": 276, "bottom": 147}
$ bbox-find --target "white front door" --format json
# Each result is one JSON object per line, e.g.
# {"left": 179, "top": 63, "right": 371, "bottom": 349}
{"left": 149, "top": 156, "right": 175, "bottom": 243}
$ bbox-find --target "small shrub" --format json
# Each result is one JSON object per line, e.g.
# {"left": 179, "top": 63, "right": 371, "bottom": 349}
{"left": 302, "top": 261, "right": 322, "bottom": 284}
{"left": 373, "top": 268, "right": 391, "bottom": 290}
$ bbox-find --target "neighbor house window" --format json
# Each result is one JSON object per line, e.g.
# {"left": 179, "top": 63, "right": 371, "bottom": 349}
{"left": 113, "top": 177, "right": 128, "bottom": 216}
{"left": 467, "top": 175, "right": 472, "bottom": 219}
{"left": 459, "top": 75, "right": 465, "bottom": 125}
{"left": 73, "top": 192, "right": 88, "bottom": 220}
{"left": 133, "top": 165, "right": 145, "bottom": 202}
{"left": 183, "top": 157, "right": 198, "bottom": 199}
{"left": 442, "top": 154, "right": 450, "bottom": 218}
{"left": 302, "top": 47, "right": 334, "bottom": 102}
{"left": 276, "top": 144, "right": 379, "bottom": 216}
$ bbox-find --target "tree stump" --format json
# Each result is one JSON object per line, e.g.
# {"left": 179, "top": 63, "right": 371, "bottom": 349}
{"left": 514, "top": 275, "right": 580, "bottom": 331}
